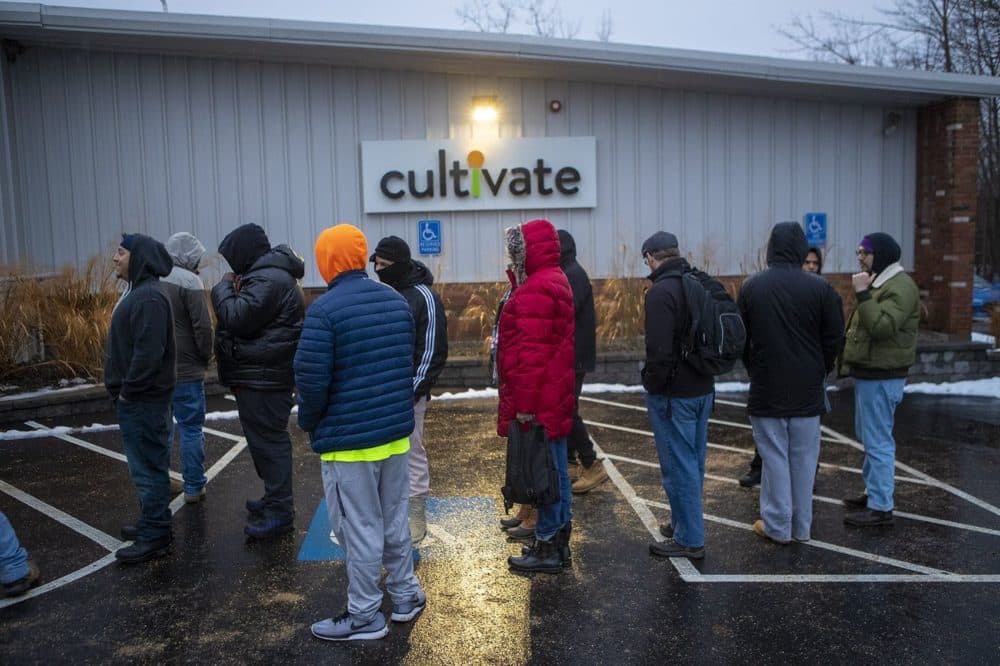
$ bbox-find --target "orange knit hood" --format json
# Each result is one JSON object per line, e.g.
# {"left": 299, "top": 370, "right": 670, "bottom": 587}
{"left": 315, "top": 224, "right": 368, "bottom": 283}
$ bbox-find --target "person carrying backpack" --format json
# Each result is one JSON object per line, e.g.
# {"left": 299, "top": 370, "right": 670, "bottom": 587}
{"left": 641, "top": 231, "right": 716, "bottom": 560}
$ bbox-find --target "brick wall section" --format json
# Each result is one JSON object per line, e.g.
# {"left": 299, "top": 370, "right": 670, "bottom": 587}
{"left": 914, "top": 98, "right": 980, "bottom": 337}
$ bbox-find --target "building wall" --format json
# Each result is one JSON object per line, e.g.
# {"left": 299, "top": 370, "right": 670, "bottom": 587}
{"left": 2, "top": 46, "right": 916, "bottom": 286}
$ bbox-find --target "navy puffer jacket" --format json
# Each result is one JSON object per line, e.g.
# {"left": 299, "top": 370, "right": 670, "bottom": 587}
{"left": 294, "top": 270, "right": 415, "bottom": 453}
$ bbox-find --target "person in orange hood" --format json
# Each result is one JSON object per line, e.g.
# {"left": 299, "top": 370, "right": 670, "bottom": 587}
{"left": 294, "top": 224, "right": 425, "bottom": 641}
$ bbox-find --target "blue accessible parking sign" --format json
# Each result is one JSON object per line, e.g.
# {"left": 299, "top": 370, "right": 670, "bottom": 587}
{"left": 803, "top": 212, "right": 827, "bottom": 248}
{"left": 418, "top": 219, "right": 441, "bottom": 255}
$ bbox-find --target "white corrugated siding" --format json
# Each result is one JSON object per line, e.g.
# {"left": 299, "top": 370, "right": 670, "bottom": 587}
{"left": 1, "top": 47, "right": 915, "bottom": 285}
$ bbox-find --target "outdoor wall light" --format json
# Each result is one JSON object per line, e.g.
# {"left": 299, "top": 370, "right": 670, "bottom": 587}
{"left": 549, "top": 99, "right": 562, "bottom": 113}
{"left": 472, "top": 96, "right": 499, "bottom": 123}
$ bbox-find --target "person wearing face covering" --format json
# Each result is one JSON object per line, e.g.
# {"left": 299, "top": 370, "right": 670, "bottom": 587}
{"left": 738, "top": 223, "right": 844, "bottom": 544}
{"left": 105, "top": 233, "right": 176, "bottom": 564}
{"left": 369, "top": 236, "right": 449, "bottom": 546}
{"left": 211, "top": 223, "right": 305, "bottom": 540}
{"left": 839, "top": 232, "right": 919, "bottom": 528}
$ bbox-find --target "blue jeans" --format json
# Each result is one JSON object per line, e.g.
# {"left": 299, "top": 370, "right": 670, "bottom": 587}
{"left": 0, "top": 511, "right": 29, "bottom": 584}
{"left": 645, "top": 393, "right": 713, "bottom": 548}
{"left": 854, "top": 378, "right": 905, "bottom": 512}
{"left": 535, "top": 437, "right": 572, "bottom": 542}
{"left": 170, "top": 381, "right": 207, "bottom": 494}
{"left": 118, "top": 398, "right": 173, "bottom": 541}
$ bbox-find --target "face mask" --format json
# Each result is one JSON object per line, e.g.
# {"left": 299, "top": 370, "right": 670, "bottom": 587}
{"left": 375, "top": 261, "right": 409, "bottom": 287}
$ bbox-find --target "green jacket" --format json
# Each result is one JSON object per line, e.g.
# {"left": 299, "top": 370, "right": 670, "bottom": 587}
{"left": 840, "top": 265, "right": 920, "bottom": 379}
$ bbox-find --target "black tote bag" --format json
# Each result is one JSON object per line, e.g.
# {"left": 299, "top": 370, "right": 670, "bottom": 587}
{"left": 501, "top": 421, "right": 560, "bottom": 512}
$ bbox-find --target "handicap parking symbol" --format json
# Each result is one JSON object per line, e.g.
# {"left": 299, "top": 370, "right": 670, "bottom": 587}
{"left": 418, "top": 219, "right": 441, "bottom": 256}
{"left": 803, "top": 212, "right": 827, "bottom": 247}
{"left": 297, "top": 496, "right": 496, "bottom": 562}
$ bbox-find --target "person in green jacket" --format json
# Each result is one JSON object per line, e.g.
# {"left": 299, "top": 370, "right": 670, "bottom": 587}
{"left": 839, "top": 232, "right": 919, "bottom": 527}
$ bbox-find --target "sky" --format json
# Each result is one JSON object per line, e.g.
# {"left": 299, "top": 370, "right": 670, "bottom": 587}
{"left": 45, "top": 1, "right": 888, "bottom": 59}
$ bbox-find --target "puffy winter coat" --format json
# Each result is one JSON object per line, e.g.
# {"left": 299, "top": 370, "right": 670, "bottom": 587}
{"left": 558, "top": 230, "right": 597, "bottom": 374}
{"left": 212, "top": 226, "right": 305, "bottom": 390}
{"left": 497, "top": 219, "right": 575, "bottom": 440}
{"left": 738, "top": 222, "right": 845, "bottom": 417}
{"left": 294, "top": 224, "right": 415, "bottom": 454}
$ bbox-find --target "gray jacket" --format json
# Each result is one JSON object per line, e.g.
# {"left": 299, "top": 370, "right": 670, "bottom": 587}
{"left": 161, "top": 233, "right": 213, "bottom": 382}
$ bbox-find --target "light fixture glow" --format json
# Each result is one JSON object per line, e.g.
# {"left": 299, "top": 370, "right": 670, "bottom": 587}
{"left": 471, "top": 96, "right": 499, "bottom": 123}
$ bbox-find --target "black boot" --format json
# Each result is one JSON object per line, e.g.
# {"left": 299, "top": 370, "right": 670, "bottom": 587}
{"left": 557, "top": 521, "right": 572, "bottom": 568}
{"left": 115, "top": 535, "right": 172, "bottom": 564}
{"left": 508, "top": 538, "right": 562, "bottom": 574}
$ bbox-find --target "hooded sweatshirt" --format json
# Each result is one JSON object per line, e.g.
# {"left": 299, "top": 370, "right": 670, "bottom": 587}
{"left": 557, "top": 230, "right": 597, "bottom": 374}
{"left": 496, "top": 219, "right": 575, "bottom": 440}
{"left": 293, "top": 224, "right": 415, "bottom": 457}
{"left": 104, "top": 234, "right": 176, "bottom": 401}
{"left": 211, "top": 224, "right": 305, "bottom": 390}
{"left": 161, "top": 233, "right": 213, "bottom": 382}
{"left": 737, "top": 222, "right": 844, "bottom": 417}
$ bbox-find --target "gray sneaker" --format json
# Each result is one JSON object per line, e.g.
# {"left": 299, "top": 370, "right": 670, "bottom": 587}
{"left": 311, "top": 611, "right": 388, "bottom": 641}
{"left": 390, "top": 591, "right": 427, "bottom": 622}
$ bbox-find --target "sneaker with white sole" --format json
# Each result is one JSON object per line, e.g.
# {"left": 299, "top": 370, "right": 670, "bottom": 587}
{"left": 311, "top": 611, "right": 388, "bottom": 641}
{"left": 390, "top": 591, "right": 427, "bottom": 622}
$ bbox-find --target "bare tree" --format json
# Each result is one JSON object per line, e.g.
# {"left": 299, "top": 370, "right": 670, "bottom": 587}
{"left": 457, "top": 0, "right": 604, "bottom": 40}
{"left": 780, "top": 0, "right": 1000, "bottom": 280}
{"left": 596, "top": 9, "right": 614, "bottom": 42}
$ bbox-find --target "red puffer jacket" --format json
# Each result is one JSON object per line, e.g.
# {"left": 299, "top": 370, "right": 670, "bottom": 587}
{"left": 497, "top": 219, "right": 576, "bottom": 440}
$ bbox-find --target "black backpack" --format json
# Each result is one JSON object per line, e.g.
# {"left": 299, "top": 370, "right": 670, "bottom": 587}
{"left": 501, "top": 421, "right": 560, "bottom": 511}
{"left": 665, "top": 267, "right": 746, "bottom": 376}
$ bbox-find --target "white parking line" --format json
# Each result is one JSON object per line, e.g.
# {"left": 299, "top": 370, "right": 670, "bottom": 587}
{"left": 0, "top": 479, "right": 122, "bottom": 552}
{"left": 586, "top": 419, "right": 927, "bottom": 485}
{"left": 638, "top": 497, "right": 954, "bottom": 576}
{"left": 168, "top": 437, "right": 247, "bottom": 513}
{"left": 0, "top": 552, "right": 119, "bottom": 610}
{"left": 24, "top": 421, "right": 183, "bottom": 482}
{"left": 602, "top": 453, "right": 1000, "bottom": 537}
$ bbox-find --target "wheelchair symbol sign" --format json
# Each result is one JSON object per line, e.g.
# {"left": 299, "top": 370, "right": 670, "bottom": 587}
{"left": 418, "top": 220, "right": 442, "bottom": 255}
{"left": 802, "top": 213, "right": 827, "bottom": 247}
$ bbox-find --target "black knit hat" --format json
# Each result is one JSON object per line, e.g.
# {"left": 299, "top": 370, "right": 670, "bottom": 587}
{"left": 369, "top": 235, "right": 411, "bottom": 264}
{"left": 862, "top": 232, "right": 901, "bottom": 275}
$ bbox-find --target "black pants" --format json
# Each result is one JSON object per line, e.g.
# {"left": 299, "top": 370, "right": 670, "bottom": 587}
{"left": 566, "top": 371, "right": 597, "bottom": 467}
{"left": 234, "top": 387, "right": 295, "bottom": 521}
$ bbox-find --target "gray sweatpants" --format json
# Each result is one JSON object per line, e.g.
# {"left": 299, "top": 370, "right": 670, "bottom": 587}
{"left": 408, "top": 396, "right": 430, "bottom": 498}
{"left": 321, "top": 452, "right": 423, "bottom": 622}
{"left": 750, "top": 416, "right": 821, "bottom": 542}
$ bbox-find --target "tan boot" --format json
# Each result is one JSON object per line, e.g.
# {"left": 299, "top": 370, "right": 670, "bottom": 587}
{"left": 506, "top": 508, "right": 537, "bottom": 539}
{"left": 572, "top": 460, "right": 609, "bottom": 494}
{"left": 500, "top": 503, "right": 532, "bottom": 529}
{"left": 568, "top": 460, "right": 582, "bottom": 482}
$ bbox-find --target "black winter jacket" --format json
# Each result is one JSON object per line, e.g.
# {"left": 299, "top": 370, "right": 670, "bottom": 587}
{"left": 738, "top": 222, "right": 845, "bottom": 417}
{"left": 558, "top": 230, "right": 597, "bottom": 373}
{"left": 104, "top": 235, "right": 176, "bottom": 402}
{"left": 642, "top": 257, "right": 714, "bottom": 398}
{"left": 212, "top": 244, "right": 305, "bottom": 390}
{"left": 381, "top": 259, "right": 449, "bottom": 399}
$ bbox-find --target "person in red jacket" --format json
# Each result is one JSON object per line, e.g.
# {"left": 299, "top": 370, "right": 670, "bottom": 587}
{"left": 497, "top": 219, "right": 576, "bottom": 574}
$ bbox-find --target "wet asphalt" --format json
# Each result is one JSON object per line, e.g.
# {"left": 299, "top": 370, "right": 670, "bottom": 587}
{"left": 0, "top": 388, "right": 998, "bottom": 664}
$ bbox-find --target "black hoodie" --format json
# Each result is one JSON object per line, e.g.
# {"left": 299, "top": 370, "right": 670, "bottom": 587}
{"left": 103, "top": 234, "right": 176, "bottom": 401}
{"left": 378, "top": 259, "right": 449, "bottom": 398}
{"left": 557, "top": 230, "right": 597, "bottom": 373}
{"left": 738, "top": 222, "right": 844, "bottom": 417}
{"left": 212, "top": 228, "right": 306, "bottom": 390}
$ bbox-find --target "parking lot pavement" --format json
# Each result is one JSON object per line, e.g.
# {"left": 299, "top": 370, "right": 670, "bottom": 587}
{"left": 1, "top": 389, "right": 998, "bottom": 663}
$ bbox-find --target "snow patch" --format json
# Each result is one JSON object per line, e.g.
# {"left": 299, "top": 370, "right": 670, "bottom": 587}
{"left": 971, "top": 331, "right": 996, "bottom": 347}
{"left": 0, "top": 383, "right": 99, "bottom": 402}
{"left": 435, "top": 388, "right": 498, "bottom": 400}
{"left": 904, "top": 377, "right": 1000, "bottom": 398}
